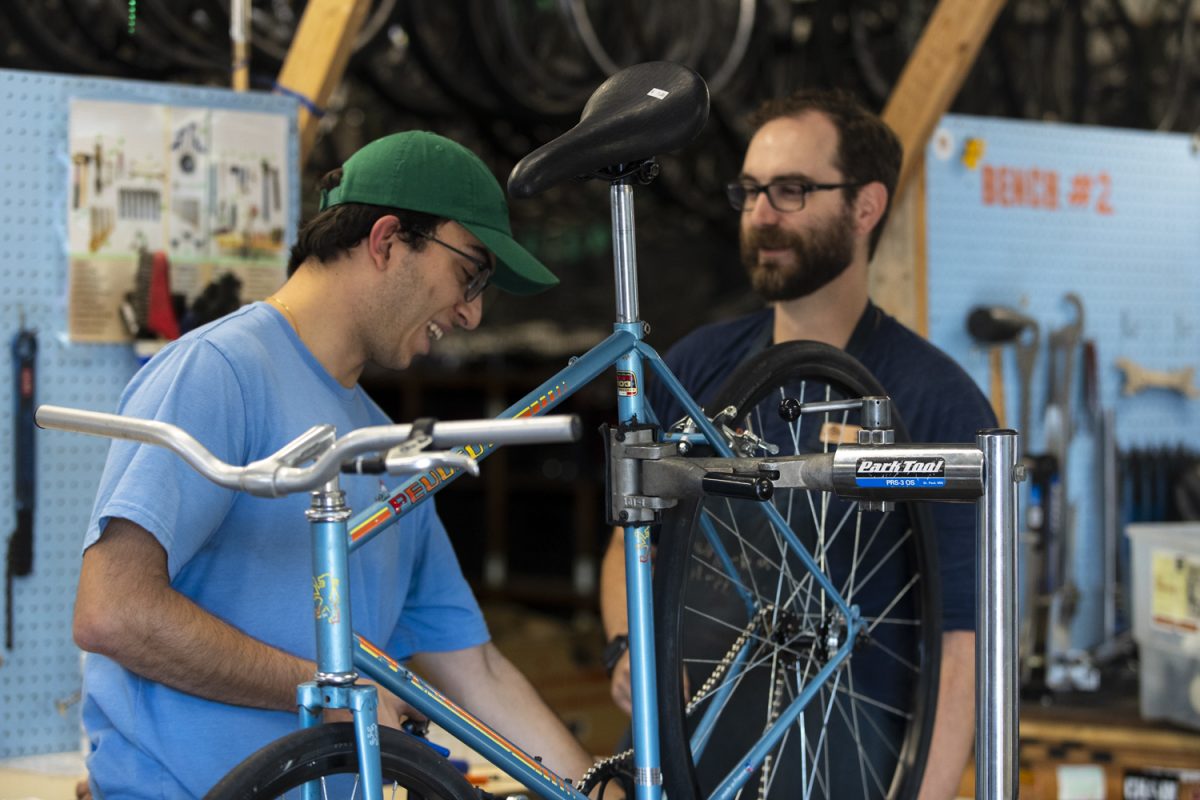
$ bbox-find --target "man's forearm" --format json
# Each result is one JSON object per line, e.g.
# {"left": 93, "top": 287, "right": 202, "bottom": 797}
{"left": 599, "top": 527, "right": 628, "bottom": 638}
{"left": 415, "top": 644, "right": 595, "bottom": 783}
{"left": 75, "top": 518, "right": 314, "bottom": 712}
{"left": 918, "top": 630, "right": 976, "bottom": 800}
{"left": 107, "top": 588, "right": 316, "bottom": 710}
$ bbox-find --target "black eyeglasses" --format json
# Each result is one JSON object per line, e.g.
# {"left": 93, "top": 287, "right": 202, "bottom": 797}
{"left": 725, "top": 180, "right": 863, "bottom": 213}
{"left": 418, "top": 232, "right": 494, "bottom": 302}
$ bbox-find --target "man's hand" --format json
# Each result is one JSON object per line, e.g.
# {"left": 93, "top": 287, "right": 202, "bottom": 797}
{"left": 609, "top": 650, "right": 632, "bottom": 716}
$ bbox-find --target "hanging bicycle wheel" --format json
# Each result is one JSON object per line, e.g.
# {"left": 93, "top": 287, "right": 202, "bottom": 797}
{"left": 204, "top": 723, "right": 477, "bottom": 800}
{"left": 655, "top": 341, "right": 941, "bottom": 800}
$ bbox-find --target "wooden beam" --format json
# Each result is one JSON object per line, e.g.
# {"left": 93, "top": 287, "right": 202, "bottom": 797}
{"left": 871, "top": 0, "right": 1005, "bottom": 333}
{"left": 881, "top": 0, "right": 1006, "bottom": 198}
{"left": 276, "top": 0, "right": 371, "bottom": 165}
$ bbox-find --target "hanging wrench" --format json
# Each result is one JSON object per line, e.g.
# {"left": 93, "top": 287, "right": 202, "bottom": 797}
{"left": 1046, "top": 293, "right": 1084, "bottom": 444}
{"left": 1043, "top": 293, "right": 1088, "bottom": 691}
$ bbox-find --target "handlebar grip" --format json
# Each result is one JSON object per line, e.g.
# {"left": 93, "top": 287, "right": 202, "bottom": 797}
{"left": 701, "top": 472, "right": 774, "bottom": 501}
{"left": 37, "top": 404, "right": 163, "bottom": 440}
{"left": 429, "top": 415, "right": 582, "bottom": 446}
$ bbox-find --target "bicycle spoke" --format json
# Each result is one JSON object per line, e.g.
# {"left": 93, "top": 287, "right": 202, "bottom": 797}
{"left": 834, "top": 687, "right": 905, "bottom": 760}
{"left": 838, "top": 512, "right": 891, "bottom": 600}
{"left": 847, "top": 525, "right": 914, "bottom": 599}
{"left": 833, "top": 682, "right": 889, "bottom": 798}
{"left": 858, "top": 632, "right": 920, "bottom": 674}
{"left": 833, "top": 683, "right": 914, "bottom": 720}
{"left": 658, "top": 343, "right": 940, "bottom": 800}
{"left": 865, "top": 572, "right": 921, "bottom": 637}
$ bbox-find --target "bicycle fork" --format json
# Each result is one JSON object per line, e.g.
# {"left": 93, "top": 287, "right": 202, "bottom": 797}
{"left": 298, "top": 478, "right": 385, "bottom": 800}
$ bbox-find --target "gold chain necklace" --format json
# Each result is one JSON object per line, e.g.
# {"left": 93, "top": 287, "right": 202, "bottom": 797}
{"left": 266, "top": 295, "right": 300, "bottom": 338}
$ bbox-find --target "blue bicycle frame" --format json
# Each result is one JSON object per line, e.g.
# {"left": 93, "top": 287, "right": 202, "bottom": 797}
{"left": 300, "top": 178, "right": 863, "bottom": 800}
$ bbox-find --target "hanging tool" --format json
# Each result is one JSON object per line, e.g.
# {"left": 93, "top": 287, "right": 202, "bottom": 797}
{"left": 1114, "top": 357, "right": 1200, "bottom": 398}
{"left": 1022, "top": 450, "right": 1061, "bottom": 688}
{"left": 967, "top": 304, "right": 1041, "bottom": 686}
{"left": 1041, "top": 293, "right": 1097, "bottom": 692}
{"left": 261, "top": 160, "right": 272, "bottom": 224}
{"left": 94, "top": 139, "right": 104, "bottom": 196}
{"left": 72, "top": 153, "right": 91, "bottom": 209}
{"left": 5, "top": 316, "right": 37, "bottom": 650}
{"left": 966, "top": 304, "right": 1039, "bottom": 453}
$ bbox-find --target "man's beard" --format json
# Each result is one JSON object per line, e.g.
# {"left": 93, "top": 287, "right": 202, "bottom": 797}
{"left": 740, "top": 208, "right": 855, "bottom": 302}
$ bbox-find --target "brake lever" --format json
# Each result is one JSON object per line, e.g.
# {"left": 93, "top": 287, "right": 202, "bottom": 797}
{"left": 385, "top": 451, "right": 479, "bottom": 477}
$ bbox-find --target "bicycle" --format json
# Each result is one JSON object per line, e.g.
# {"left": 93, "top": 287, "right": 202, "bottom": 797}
{"left": 39, "top": 61, "right": 1021, "bottom": 800}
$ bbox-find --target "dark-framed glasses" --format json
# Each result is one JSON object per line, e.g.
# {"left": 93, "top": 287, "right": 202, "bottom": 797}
{"left": 418, "top": 231, "right": 494, "bottom": 302}
{"left": 725, "top": 180, "right": 863, "bottom": 213}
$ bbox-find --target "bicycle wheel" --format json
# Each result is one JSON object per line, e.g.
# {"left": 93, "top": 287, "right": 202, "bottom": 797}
{"left": 205, "top": 723, "right": 478, "bottom": 800}
{"left": 655, "top": 341, "right": 941, "bottom": 800}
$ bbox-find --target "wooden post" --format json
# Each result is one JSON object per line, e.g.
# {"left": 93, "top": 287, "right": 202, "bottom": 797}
{"left": 275, "top": 0, "right": 371, "bottom": 165}
{"left": 231, "top": 0, "right": 250, "bottom": 91}
{"left": 881, "top": 0, "right": 1007, "bottom": 199}
{"left": 871, "top": 0, "right": 1006, "bottom": 334}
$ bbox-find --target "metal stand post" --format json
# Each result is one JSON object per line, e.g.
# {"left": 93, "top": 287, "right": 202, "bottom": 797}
{"left": 976, "top": 429, "right": 1020, "bottom": 800}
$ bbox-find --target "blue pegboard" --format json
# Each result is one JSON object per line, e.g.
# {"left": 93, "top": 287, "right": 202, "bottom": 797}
{"left": 0, "top": 68, "right": 298, "bottom": 759}
{"left": 925, "top": 114, "right": 1200, "bottom": 651}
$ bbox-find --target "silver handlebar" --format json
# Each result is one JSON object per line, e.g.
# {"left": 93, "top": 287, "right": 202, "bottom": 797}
{"left": 35, "top": 405, "right": 582, "bottom": 498}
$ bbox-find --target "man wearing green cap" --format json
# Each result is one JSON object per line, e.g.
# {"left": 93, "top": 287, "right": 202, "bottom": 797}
{"left": 72, "top": 132, "right": 592, "bottom": 798}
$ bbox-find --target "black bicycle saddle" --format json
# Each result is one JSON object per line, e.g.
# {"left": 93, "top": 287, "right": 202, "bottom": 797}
{"left": 507, "top": 61, "right": 710, "bottom": 198}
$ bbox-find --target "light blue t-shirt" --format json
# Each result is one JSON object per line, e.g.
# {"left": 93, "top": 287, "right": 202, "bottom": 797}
{"left": 81, "top": 303, "right": 489, "bottom": 798}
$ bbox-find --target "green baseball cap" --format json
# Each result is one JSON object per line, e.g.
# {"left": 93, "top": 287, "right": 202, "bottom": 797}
{"left": 319, "top": 131, "right": 558, "bottom": 295}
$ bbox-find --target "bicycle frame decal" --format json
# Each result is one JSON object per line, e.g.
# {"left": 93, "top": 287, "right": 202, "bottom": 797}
{"left": 635, "top": 527, "right": 652, "bottom": 563}
{"left": 344, "top": 326, "right": 641, "bottom": 552}
{"left": 615, "top": 369, "right": 637, "bottom": 396}
{"left": 352, "top": 506, "right": 392, "bottom": 540}
{"left": 514, "top": 383, "right": 568, "bottom": 418}
{"left": 312, "top": 573, "right": 342, "bottom": 624}
{"left": 356, "top": 635, "right": 402, "bottom": 672}
{"left": 386, "top": 464, "right": 462, "bottom": 513}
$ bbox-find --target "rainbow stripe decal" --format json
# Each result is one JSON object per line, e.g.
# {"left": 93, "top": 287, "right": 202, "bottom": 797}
{"left": 350, "top": 507, "right": 392, "bottom": 543}
{"left": 349, "top": 379, "right": 570, "bottom": 544}
{"left": 354, "top": 636, "right": 573, "bottom": 796}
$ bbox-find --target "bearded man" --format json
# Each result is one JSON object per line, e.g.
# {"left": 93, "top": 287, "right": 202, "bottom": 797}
{"left": 599, "top": 89, "right": 996, "bottom": 800}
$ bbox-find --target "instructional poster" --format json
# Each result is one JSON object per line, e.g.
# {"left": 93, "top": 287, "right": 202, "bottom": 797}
{"left": 67, "top": 99, "right": 289, "bottom": 342}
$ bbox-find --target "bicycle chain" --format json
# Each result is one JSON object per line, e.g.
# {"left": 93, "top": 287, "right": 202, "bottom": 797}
{"left": 578, "top": 749, "right": 634, "bottom": 797}
{"left": 576, "top": 611, "right": 770, "bottom": 798}
{"left": 757, "top": 663, "right": 788, "bottom": 800}
{"left": 685, "top": 603, "right": 775, "bottom": 715}
{"left": 578, "top": 608, "right": 770, "bottom": 798}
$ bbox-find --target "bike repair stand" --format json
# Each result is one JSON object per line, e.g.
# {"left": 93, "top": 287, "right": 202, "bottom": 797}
{"left": 605, "top": 400, "right": 1022, "bottom": 800}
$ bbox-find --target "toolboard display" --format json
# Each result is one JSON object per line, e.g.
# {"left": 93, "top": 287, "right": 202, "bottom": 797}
{"left": 925, "top": 114, "right": 1200, "bottom": 689}
{"left": 0, "top": 68, "right": 298, "bottom": 759}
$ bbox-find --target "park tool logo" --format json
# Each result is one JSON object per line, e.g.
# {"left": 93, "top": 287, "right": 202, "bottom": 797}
{"left": 855, "top": 457, "right": 946, "bottom": 488}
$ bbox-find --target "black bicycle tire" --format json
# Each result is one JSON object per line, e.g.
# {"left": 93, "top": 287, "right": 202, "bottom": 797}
{"left": 466, "top": 1, "right": 596, "bottom": 121}
{"left": 204, "top": 723, "right": 478, "bottom": 800}
{"left": 655, "top": 340, "right": 941, "bottom": 800}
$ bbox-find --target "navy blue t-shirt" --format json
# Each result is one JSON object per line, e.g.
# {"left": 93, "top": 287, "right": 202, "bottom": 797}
{"left": 646, "top": 302, "right": 996, "bottom": 631}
